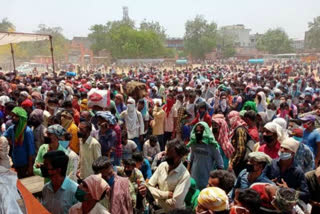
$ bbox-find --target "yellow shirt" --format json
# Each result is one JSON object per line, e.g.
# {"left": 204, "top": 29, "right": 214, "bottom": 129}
{"left": 68, "top": 123, "right": 80, "bottom": 154}
{"left": 152, "top": 107, "right": 165, "bottom": 136}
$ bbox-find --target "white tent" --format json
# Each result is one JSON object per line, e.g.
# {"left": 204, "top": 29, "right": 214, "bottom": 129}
{"left": 0, "top": 32, "right": 54, "bottom": 73}
{"left": 0, "top": 32, "right": 49, "bottom": 46}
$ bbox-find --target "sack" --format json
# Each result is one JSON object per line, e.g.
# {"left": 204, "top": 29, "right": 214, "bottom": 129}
{"left": 87, "top": 89, "right": 110, "bottom": 108}
{"left": 244, "top": 130, "right": 256, "bottom": 161}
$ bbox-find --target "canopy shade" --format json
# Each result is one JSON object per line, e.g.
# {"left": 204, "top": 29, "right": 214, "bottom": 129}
{"left": 0, "top": 32, "right": 50, "bottom": 46}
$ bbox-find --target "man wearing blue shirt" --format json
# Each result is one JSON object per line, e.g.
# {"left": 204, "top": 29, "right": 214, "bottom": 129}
{"left": 4, "top": 107, "right": 35, "bottom": 178}
{"left": 41, "top": 150, "right": 78, "bottom": 214}
{"left": 132, "top": 152, "right": 152, "bottom": 180}
{"left": 301, "top": 115, "right": 320, "bottom": 166}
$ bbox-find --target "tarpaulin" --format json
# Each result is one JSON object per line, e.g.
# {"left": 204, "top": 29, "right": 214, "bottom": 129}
{"left": 0, "top": 32, "right": 49, "bottom": 46}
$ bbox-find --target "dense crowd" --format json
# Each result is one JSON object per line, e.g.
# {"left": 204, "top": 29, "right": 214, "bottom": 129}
{"left": 1, "top": 61, "right": 320, "bottom": 214}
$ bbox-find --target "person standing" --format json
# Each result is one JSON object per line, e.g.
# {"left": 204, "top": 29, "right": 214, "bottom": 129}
{"left": 41, "top": 150, "right": 78, "bottom": 214}
{"left": 61, "top": 110, "right": 80, "bottom": 154}
{"left": 152, "top": 101, "right": 166, "bottom": 151}
{"left": 187, "top": 122, "right": 224, "bottom": 190}
{"left": 163, "top": 94, "right": 177, "bottom": 145}
{"left": 120, "top": 98, "right": 144, "bottom": 151}
{"left": 4, "top": 107, "right": 35, "bottom": 178}
{"left": 147, "top": 140, "right": 190, "bottom": 212}
{"left": 78, "top": 121, "right": 101, "bottom": 180}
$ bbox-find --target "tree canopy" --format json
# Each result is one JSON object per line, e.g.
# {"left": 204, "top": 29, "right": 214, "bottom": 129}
{"left": 184, "top": 15, "right": 218, "bottom": 59}
{"left": 306, "top": 16, "right": 320, "bottom": 50}
{"left": 256, "top": 28, "right": 293, "bottom": 54}
{"left": 89, "top": 19, "right": 173, "bottom": 59}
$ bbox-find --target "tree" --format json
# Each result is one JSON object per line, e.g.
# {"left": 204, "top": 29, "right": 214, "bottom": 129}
{"left": 140, "top": 20, "right": 166, "bottom": 41}
{"left": 256, "top": 28, "right": 293, "bottom": 54}
{"left": 184, "top": 15, "right": 218, "bottom": 59}
{"left": 306, "top": 16, "right": 320, "bottom": 49}
{"left": 89, "top": 19, "right": 171, "bottom": 59}
{"left": 0, "top": 18, "right": 15, "bottom": 31}
{"left": 216, "top": 31, "right": 236, "bottom": 58}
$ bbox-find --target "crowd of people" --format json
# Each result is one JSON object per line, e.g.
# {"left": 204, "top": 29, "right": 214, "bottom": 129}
{"left": 1, "top": 61, "right": 320, "bottom": 214}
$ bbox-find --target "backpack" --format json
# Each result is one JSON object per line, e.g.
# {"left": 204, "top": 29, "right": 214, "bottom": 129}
{"left": 235, "top": 126, "right": 256, "bottom": 161}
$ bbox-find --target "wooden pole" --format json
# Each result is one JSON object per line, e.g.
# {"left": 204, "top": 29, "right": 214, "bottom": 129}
{"left": 10, "top": 43, "right": 16, "bottom": 73}
{"left": 49, "top": 35, "right": 56, "bottom": 76}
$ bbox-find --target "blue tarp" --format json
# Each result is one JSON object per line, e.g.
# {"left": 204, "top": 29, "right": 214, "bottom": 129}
{"left": 248, "top": 59, "right": 264, "bottom": 64}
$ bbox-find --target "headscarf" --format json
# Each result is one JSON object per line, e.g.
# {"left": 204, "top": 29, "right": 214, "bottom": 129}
{"left": 264, "top": 122, "right": 286, "bottom": 143}
{"left": 21, "top": 99, "right": 33, "bottom": 108}
{"left": 163, "top": 97, "right": 175, "bottom": 117}
{"left": 47, "top": 124, "right": 67, "bottom": 140}
{"left": 29, "top": 109, "right": 44, "bottom": 124}
{"left": 197, "top": 187, "right": 229, "bottom": 212}
{"left": 273, "top": 118, "right": 289, "bottom": 139}
{"left": 258, "top": 112, "right": 268, "bottom": 124}
{"left": 12, "top": 107, "right": 28, "bottom": 146}
{"left": 61, "top": 111, "right": 73, "bottom": 129}
{"left": 83, "top": 174, "right": 109, "bottom": 201}
{"left": 80, "top": 99, "right": 88, "bottom": 111}
{"left": 188, "top": 122, "right": 219, "bottom": 148}
{"left": 115, "top": 93, "right": 124, "bottom": 103}
{"left": 256, "top": 91, "right": 267, "bottom": 111}
{"left": 96, "top": 111, "right": 117, "bottom": 125}
{"left": 242, "top": 101, "right": 257, "bottom": 113}
{"left": 228, "top": 111, "right": 247, "bottom": 139}
{"left": 31, "top": 91, "right": 42, "bottom": 100}
{"left": 126, "top": 98, "right": 138, "bottom": 132}
{"left": 212, "top": 115, "right": 234, "bottom": 158}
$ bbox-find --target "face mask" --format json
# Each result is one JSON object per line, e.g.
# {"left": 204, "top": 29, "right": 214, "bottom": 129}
{"left": 165, "top": 156, "right": 175, "bottom": 166}
{"left": 246, "top": 164, "right": 255, "bottom": 173}
{"left": 303, "top": 123, "right": 310, "bottom": 129}
{"left": 263, "top": 135, "right": 274, "bottom": 144}
{"left": 124, "top": 170, "right": 133, "bottom": 177}
{"left": 75, "top": 187, "right": 87, "bottom": 202}
{"left": 44, "top": 136, "right": 51, "bottom": 144}
{"left": 59, "top": 141, "right": 69, "bottom": 149}
{"left": 80, "top": 117, "right": 86, "bottom": 122}
{"left": 220, "top": 99, "right": 227, "bottom": 112}
{"left": 279, "top": 152, "right": 292, "bottom": 160}
{"left": 106, "top": 175, "right": 115, "bottom": 186}
{"left": 195, "top": 131, "right": 203, "bottom": 142}
{"left": 40, "top": 165, "right": 49, "bottom": 178}
{"left": 77, "top": 132, "right": 85, "bottom": 139}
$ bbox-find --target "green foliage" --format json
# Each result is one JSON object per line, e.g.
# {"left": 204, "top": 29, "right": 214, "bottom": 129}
{"left": 184, "top": 15, "right": 218, "bottom": 59}
{"left": 256, "top": 28, "right": 293, "bottom": 54}
{"left": 0, "top": 18, "right": 15, "bottom": 31}
{"left": 89, "top": 19, "right": 171, "bottom": 59}
{"left": 216, "top": 33, "right": 236, "bottom": 58}
{"left": 306, "top": 16, "right": 320, "bottom": 49}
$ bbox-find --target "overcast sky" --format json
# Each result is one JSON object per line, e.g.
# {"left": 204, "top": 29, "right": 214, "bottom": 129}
{"left": 1, "top": 0, "right": 319, "bottom": 40}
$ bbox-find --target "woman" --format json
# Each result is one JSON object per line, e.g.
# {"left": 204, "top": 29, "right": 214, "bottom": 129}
{"left": 227, "top": 111, "right": 248, "bottom": 176}
{"left": 61, "top": 110, "right": 79, "bottom": 154}
{"left": 256, "top": 91, "right": 267, "bottom": 113}
{"left": 69, "top": 174, "right": 110, "bottom": 214}
{"left": 188, "top": 122, "right": 224, "bottom": 190}
{"left": 212, "top": 114, "right": 234, "bottom": 169}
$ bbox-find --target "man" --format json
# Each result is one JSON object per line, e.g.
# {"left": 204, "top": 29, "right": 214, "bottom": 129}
{"left": 132, "top": 152, "right": 152, "bottom": 181}
{"left": 147, "top": 140, "right": 191, "bottom": 212}
{"left": 263, "top": 137, "right": 310, "bottom": 202}
{"left": 231, "top": 152, "right": 273, "bottom": 198}
{"left": 92, "top": 156, "right": 133, "bottom": 214}
{"left": 305, "top": 166, "right": 320, "bottom": 214}
{"left": 121, "top": 130, "right": 137, "bottom": 160}
{"left": 4, "top": 107, "right": 35, "bottom": 178}
{"left": 152, "top": 101, "right": 166, "bottom": 151}
{"left": 143, "top": 135, "right": 161, "bottom": 163}
{"left": 244, "top": 110, "right": 259, "bottom": 142}
{"left": 187, "top": 122, "right": 224, "bottom": 190}
{"left": 120, "top": 98, "right": 144, "bottom": 151}
{"left": 78, "top": 121, "right": 101, "bottom": 180}
{"left": 163, "top": 94, "right": 177, "bottom": 144}
{"left": 301, "top": 115, "right": 320, "bottom": 167}
{"left": 207, "top": 170, "right": 235, "bottom": 193}
{"left": 258, "top": 122, "right": 283, "bottom": 159}
{"left": 41, "top": 150, "right": 78, "bottom": 214}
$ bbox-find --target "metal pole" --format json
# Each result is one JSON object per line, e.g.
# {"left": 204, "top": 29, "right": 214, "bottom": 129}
{"left": 10, "top": 43, "right": 16, "bottom": 73}
{"left": 49, "top": 35, "right": 56, "bottom": 76}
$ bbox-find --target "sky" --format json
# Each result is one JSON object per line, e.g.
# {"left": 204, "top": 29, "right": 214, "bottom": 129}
{"left": 1, "top": 0, "right": 319, "bottom": 40}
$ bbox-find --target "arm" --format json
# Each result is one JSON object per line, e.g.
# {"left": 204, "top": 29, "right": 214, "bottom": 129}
{"left": 26, "top": 129, "right": 36, "bottom": 175}
{"left": 297, "top": 171, "right": 310, "bottom": 202}
{"left": 315, "top": 142, "right": 320, "bottom": 166}
{"left": 211, "top": 146, "right": 224, "bottom": 169}
{"left": 143, "top": 142, "right": 151, "bottom": 161}
{"left": 93, "top": 141, "right": 102, "bottom": 161}
{"left": 138, "top": 112, "right": 144, "bottom": 136}
{"left": 147, "top": 164, "right": 170, "bottom": 199}
{"left": 165, "top": 173, "right": 191, "bottom": 208}
{"left": 33, "top": 145, "right": 44, "bottom": 176}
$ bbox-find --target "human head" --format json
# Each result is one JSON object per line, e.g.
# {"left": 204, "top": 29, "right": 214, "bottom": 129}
{"left": 272, "top": 188, "right": 298, "bottom": 213}
{"left": 78, "top": 121, "right": 92, "bottom": 139}
{"left": 132, "top": 152, "right": 144, "bottom": 169}
{"left": 80, "top": 111, "right": 92, "bottom": 122}
{"left": 77, "top": 174, "right": 108, "bottom": 202}
{"left": 122, "top": 159, "right": 136, "bottom": 177}
{"left": 244, "top": 110, "right": 257, "bottom": 126}
{"left": 233, "top": 189, "right": 261, "bottom": 214}
{"left": 263, "top": 122, "right": 283, "bottom": 145}
{"left": 46, "top": 124, "right": 67, "bottom": 144}
{"left": 300, "top": 115, "right": 316, "bottom": 132}
{"left": 42, "top": 150, "right": 69, "bottom": 178}
{"left": 208, "top": 170, "right": 236, "bottom": 193}
{"left": 196, "top": 187, "right": 229, "bottom": 213}
{"left": 92, "top": 156, "right": 114, "bottom": 185}
{"left": 247, "top": 152, "right": 272, "bottom": 175}
{"left": 149, "top": 135, "right": 158, "bottom": 147}
{"left": 137, "top": 99, "right": 145, "bottom": 111}
{"left": 165, "top": 139, "right": 189, "bottom": 167}
{"left": 279, "top": 138, "right": 299, "bottom": 161}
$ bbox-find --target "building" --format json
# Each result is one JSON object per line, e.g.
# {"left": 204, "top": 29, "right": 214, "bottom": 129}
{"left": 291, "top": 39, "right": 304, "bottom": 51}
{"left": 219, "top": 24, "right": 251, "bottom": 47}
{"left": 66, "top": 37, "right": 93, "bottom": 65}
{"left": 166, "top": 38, "right": 184, "bottom": 50}
{"left": 249, "top": 33, "right": 263, "bottom": 48}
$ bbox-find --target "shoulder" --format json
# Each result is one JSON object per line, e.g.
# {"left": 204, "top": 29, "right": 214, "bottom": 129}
{"left": 65, "top": 177, "right": 78, "bottom": 191}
